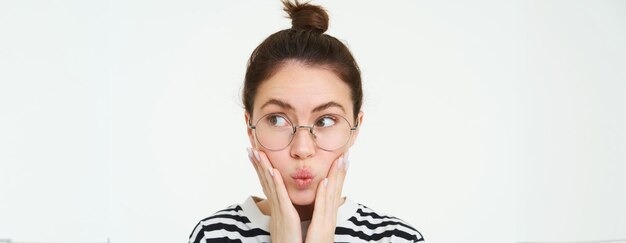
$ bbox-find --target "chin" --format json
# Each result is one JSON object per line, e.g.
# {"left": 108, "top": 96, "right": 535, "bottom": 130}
{"left": 288, "top": 187, "right": 317, "bottom": 206}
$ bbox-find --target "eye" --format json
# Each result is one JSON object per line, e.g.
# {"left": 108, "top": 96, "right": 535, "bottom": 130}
{"left": 267, "top": 114, "right": 289, "bottom": 127}
{"left": 315, "top": 116, "right": 337, "bottom": 128}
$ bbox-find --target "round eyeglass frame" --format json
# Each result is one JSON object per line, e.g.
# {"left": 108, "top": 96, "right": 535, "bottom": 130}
{"left": 248, "top": 113, "right": 359, "bottom": 151}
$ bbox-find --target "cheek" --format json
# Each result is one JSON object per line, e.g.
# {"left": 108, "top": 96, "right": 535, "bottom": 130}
{"left": 320, "top": 152, "right": 343, "bottom": 175}
{"left": 263, "top": 151, "right": 290, "bottom": 171}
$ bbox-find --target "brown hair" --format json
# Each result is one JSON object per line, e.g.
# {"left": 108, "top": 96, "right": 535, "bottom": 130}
{"left": 242, "top": 0, "right": 362, "bottom": 123}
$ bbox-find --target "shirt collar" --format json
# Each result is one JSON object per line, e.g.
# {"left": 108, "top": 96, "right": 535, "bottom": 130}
{"left": 240, "top": 195, "right": 359, "bottom": 230}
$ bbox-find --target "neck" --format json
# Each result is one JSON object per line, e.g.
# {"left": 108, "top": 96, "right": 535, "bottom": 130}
{"left": 256, "top": 197, "right": 347, "bottom": 222}
{"left": 294, "top": 203, "right": 315, "bottom": 221}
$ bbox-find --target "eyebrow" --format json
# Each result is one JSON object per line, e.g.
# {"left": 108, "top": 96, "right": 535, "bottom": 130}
{"left": 259, "top": 98, "right": 346, "bottom": 114}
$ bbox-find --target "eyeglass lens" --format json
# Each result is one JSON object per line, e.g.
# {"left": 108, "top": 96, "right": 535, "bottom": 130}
{"left": 254, "top": 113, "right": 352, "bottom": 151}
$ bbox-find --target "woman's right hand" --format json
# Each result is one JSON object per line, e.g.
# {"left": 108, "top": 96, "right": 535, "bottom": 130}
{"left": 247, "top": 148, "right": 302, "bottom": 243}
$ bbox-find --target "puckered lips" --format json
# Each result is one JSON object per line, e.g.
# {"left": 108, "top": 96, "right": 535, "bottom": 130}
{"left": 290, "top": 168, "right": 314, "bottom": 189}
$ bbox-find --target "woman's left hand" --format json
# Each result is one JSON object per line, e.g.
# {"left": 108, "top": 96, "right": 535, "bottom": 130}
{"left": 305, "top": 152, "right": 350, "bottom": 243}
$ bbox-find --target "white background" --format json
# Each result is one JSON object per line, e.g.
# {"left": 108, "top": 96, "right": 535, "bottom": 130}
{"left": 1, "top": 1, "right": 625, "bottom": 243}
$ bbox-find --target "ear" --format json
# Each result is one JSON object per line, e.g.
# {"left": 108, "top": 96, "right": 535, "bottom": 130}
{"left": 244, "top": 112, "right": 256, "bottom": 148}
{"left": 347, "top": 111, "right": 364, "bottom": 148}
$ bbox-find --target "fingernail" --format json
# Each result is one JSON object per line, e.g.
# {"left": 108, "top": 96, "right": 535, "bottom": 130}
{"left": 323, "top": 178, "right": 328, "bottom": 187}
{"left": 268, "top": 167, "right": 275, "bottom": 177}
{"left": 345, "top": 160, "right": 350, "bottom": 171}
{"left": 337, "top": 157, "right": 344, "bottom": 170}
{"left": 253, "top": 149, "right": 261, "bottom": 161}
{"left": 246, "top": 148, "right": 254, "bottom": 160}
{"left": 343, "top": 151, "right": 350, "bottom": 161}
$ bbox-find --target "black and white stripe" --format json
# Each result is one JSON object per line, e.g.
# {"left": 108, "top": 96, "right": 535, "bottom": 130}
{"left": 188, "top": 197, "right": 424, "bottom": 243}
{"left": 333, "top": 205, "right": 424, "bottom": 242}
{"left": 189, "top": 205, "right": 270, "bottom": 243}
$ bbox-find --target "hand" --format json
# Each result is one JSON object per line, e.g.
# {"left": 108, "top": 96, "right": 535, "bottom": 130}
{"left": 247, "top": 148, "right": 302, "bottom": 243}
{"left": 305, "top": 152, "right": 350, "bottom": 243}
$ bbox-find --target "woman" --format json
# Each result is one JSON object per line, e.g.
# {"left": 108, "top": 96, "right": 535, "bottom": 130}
{"left": 189, "top": 1, "right": 424, "bottom": 242}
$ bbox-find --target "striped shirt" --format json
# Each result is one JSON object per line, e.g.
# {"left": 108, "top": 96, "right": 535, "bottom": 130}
{"left": 189, "top": 196, "right": 424, "bottom": 243}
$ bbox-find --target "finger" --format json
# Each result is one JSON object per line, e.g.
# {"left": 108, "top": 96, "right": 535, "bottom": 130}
{"left": 248, "top": 147, "right": 262, "bottom": 174}
{"left": 270, "top": 168, "right": 293, "bottom": 210}
{"left": 254, "top": 149, "right": 275, "bottom": 172}
{"left": 334, "top": 154, "right": 349, "bottom": 201}
{"left": 324, "top": 155, "right": 348, "bottom": 208}
{"left": 255, "top": 149, "right": 280, "bottom": 205}
{"left": 249, "top": 147, "right": 276, "bottom": 202}
{"left": 248, "top": 148, "right": 271, "bottom": 197}
{"left": 313, "top": 177, "right": 328, "bottom": 216}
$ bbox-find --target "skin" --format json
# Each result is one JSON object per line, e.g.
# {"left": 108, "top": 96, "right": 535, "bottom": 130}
{"left": 244, "top": 60, "right": 364, "bottom": 242}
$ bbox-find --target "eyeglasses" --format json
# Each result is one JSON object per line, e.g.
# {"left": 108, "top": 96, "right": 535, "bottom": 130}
{"left": 248, "top": 113, "right": 359, "bottom": 151}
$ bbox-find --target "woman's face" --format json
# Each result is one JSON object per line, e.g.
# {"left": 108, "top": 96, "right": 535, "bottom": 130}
{"left": 246, "top": 61, "right": 363, "bottom": 206}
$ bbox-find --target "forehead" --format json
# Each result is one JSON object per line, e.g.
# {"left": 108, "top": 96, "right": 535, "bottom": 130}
{"left": 253, "top": 61, "right": 352, "bottom": 114}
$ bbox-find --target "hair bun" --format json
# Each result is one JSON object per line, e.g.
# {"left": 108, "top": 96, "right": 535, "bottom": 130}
{"left": 282, "top": 0, "right": 329, "bottom": 33}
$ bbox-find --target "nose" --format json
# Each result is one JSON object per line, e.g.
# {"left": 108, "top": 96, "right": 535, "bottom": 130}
{"left": 290, "top": 126, "right": 316, "bottom": 159}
